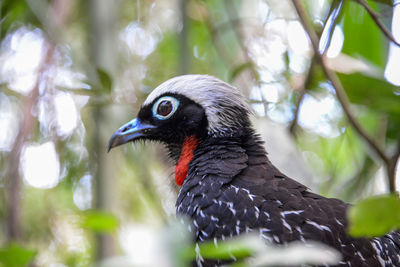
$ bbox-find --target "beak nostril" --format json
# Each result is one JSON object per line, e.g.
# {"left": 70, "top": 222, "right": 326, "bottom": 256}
{"left": 109, "top": 118, "right": 154, "bottom": 151}
{"left": 121, "top": 125, "right": 131, "bottom": 133}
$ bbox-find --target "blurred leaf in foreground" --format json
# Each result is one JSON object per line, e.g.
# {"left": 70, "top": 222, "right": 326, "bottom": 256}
{"left": 248, "top": 240, "right": 341, "bottom": 267}
{"left": 0, "top": 243, "right": 37, "bottom": 267}
{"left": 183, "top": 236, "right": 253, "bottom": 262}
{"left": 81, "top": 210, "right": 119, "bottom": 233}
{"left": 348, "top": 194, "right": 400, "bottom": 237}
{"left": 368, "top": 0, "right": 393, "bottom": 6}
{"left": 342, "top": 0, "right": 389, "bottom": 68}
{"left": 338, "top": 72, "right": 400, "bottom": 120}
{"left": 184, "top": 234, "right": 340, "bottom": 266}
{"left": 96, "top": 67, "right": 113, "bottom": 93}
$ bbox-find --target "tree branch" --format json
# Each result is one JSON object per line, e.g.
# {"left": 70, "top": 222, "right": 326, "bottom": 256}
{"left": 389, "top": 133, "right": 400, "bottom": 192}
{"left": 289, "top": 88, "right": 306, "bottom": 135}
{"left": 395, "top": 134, "right": 400, "bottom": 160}
{"left": 5, "top": 42, "right": 55, "bottom": 241}
{"left": 291, "top": 0, "right": 396, "bottom": 192}
{"left": 357, "top": 0, "right": 400, "bottom": 48}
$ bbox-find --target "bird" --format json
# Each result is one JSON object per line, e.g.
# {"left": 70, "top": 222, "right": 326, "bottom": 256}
{"left": 108, "top": 75, "right": 400, "bottom": 266}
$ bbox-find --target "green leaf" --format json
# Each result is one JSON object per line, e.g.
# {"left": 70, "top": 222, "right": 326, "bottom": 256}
{"left": 182, "top": 237, "right": 253, "bottom": 261}
{"left": 348, "top": 194, "right": 400, "bottom": 237}
{"left": 81, "top": 210, "right": 119, "bottom": 233}
{"left": 199, "top": 239, "right": 253, "bottom": 260}
{"left": 230, "top": 62, "right": 255, "bottom": 82}
{"left": 0, "top": 0, "right": 40, "bottom": 38}
{"left": 363, "top": 0, "right": 393, "bottom": 6}
{"left": 341, "top": 0, "right": 389, "bottom": 68}
{"left": 338, "top": 72, "right": 400, "bottom": 120}
{"left": 146, "top": 33, "right": 180, "bottom": 83}
{"left": 0, "top": 243, "right": 37, "bottom": 267}
{"left": 96, "top": 68, "right": 113, "bottom": 93}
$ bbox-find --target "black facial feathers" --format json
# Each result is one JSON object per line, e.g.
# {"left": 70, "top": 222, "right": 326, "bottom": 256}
{"left": 137, "top": 93, "right": 208, "bottom": 145}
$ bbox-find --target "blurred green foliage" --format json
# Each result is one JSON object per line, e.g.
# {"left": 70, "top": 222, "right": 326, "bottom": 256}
{"left": 348, "top": 194, "right": 400, "bottom": 237}
{"left": 0, "top": 243, "right": 36, "bottom": 267}
{"left": 342, "top": 0, "right": 388, "bottom": 67}
{"left": 81, "top": 210, "right": 119, "bottom": 233}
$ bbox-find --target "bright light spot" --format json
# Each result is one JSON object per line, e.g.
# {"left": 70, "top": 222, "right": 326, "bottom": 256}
{"left": 193, "top": 45, "right": 199, "bottom": 58}
{"left": 53, "top": 67, "right": 91, "bottom": 92}
{"left": 0, "top": 27, "right": 45, "bottom": 94}
{"left": 249, "top": 19, "right": 287, "bottom": 74}
{"left": 373, "top": 167, "right": 388, "bottom": 195}
{"left": 54, "top": 92, "right": 78, "bottom": 136}
{"left": 372, "top": 161, "right": 400, "bottom": 195}
{"left": 0, "top": 94, "right": 18, "bottom": 151}
{"left": 261, "top": 83, "right": 280, "bottom": 103}
{"left": 250, "top": 83, "right": 280, "bottom": 107}
{"left": 73, "top": 174, "right": 92, "bottom": 210}
{"left": 119, "top": 224, "right": 164, "bottom": 266}
{"left": 193, "top": 45, "right": 205, "bottom": 60}
{"left": 256, "top": 0, "right": 270, "bottom": 23}
{"left": 120, "top": 22, "right": 161, "bottom": 59}
{"left": 250, "top": 86, "right": 266, "bottom": 116}
{"left": 250, "top": 38, "right": 286, "bottom": 73}
{"left": 298, "top": 93, "right": 342, "bottom": 137}
{"left": 326, "top": 26, "right": 344, "bottom": 58}
{"left": 288, "top": 51, "right": 308, "bottom": 73}
{"left": 22, "top": 142, "right": 60, "bottom": 189}
{"left": 250, "top": 103, "right": 266, "bottom": 117}
{"left": 287, "top": 21, "right": 310, "bottom": 55}
{"left": 267, "top": 103, "right": 294, "bottom": 124}
{"left": 385, "top": 5, "right": 400, "bottom": 85}
{"left": 240, "top": 0, "right": 270, "bottom": 23}
{"left": 264, "top": 19, "right": 287, "bottom": 54}
{"left": 319, "top": 0, "right": 344, "bottom": 58}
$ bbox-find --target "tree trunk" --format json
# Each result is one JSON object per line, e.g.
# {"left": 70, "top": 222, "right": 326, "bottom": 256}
{"left": 87, "top": 0, "right": 118, "bottom": 260}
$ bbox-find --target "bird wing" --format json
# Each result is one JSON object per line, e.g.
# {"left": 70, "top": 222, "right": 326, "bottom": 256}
{"left": 176, "top": 136, "right": 400, "bottom": 266}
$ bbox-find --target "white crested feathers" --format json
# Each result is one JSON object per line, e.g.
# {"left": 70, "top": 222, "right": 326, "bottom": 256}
{"left": 143, "top": 75, "right": 252, "bottom": 136}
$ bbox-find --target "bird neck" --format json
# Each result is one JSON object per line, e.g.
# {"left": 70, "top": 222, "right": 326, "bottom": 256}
{"left": 172, "top": 128, "right": 270, "bottom": 187}
{"left": 174, "top": 136, "right": 200, "bottom": 186}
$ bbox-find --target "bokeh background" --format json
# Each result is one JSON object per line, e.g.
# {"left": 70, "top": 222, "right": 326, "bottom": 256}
{"left": 0, "top": 0, "right": 399, "bottom": 266}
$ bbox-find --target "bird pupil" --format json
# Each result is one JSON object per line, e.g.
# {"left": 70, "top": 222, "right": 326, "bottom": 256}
{"left": 157, "top": 100, "right": 173, "bottom": 116}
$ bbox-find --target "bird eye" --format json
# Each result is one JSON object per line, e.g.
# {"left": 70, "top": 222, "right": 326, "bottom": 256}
{"left": 157, "top": 100, "right": 173, "bottom": 116}
{"left": 152, "top": 96, "right": 179, "bottom": 120}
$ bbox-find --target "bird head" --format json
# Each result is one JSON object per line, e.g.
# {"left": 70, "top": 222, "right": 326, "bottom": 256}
{"left": 107, "top": 75, "right": 252, "bottom": 153}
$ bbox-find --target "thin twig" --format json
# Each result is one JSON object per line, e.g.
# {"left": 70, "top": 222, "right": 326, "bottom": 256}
{"left": 289, "top": 87, "right": 306, "bottom": 135}
{"left": 357, "top": 0, "right": 400, "bottom": 47}
{"left": 321, "top": 58, "right": 388, "bottom": 163}
{"left": 389, "top": 133, "right": 400, "bottom": 192}
{"left": 394, "top": 133, "right": 400, "bottom": 161}
{"left": 291, "top": 0, "right": 396, "bottom": 191}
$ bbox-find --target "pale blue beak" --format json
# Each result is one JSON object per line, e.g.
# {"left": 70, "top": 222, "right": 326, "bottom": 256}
{"left": 107, "top": 118, "right": 156, "bottom": 152}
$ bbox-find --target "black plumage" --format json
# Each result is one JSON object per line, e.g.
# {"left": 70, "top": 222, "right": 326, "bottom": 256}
{"left": 108, "top": 75, "right": 400, "bottom": 267}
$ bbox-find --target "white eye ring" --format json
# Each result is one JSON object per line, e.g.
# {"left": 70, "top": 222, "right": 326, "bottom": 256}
{"left": 152, "top": 96, "right": 180, "bottom": 120}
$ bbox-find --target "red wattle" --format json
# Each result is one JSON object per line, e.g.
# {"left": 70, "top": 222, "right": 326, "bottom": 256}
{"left": 175, "top": 136, "right": 199, "bottom": 186}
